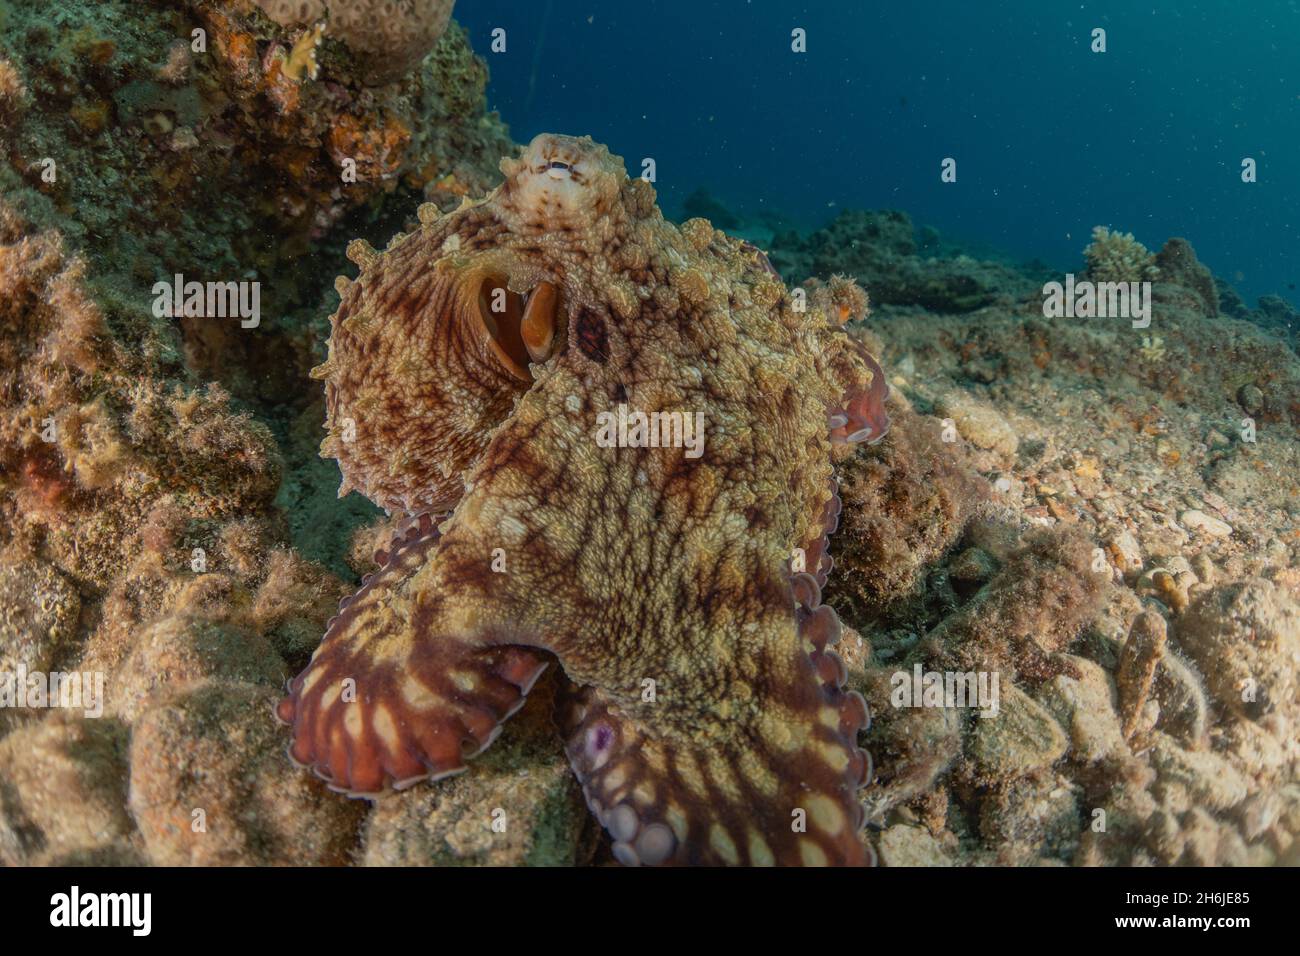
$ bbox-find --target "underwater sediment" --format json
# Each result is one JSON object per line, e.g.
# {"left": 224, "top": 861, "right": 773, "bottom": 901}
{"left": 0, "top": 1, "right": 1297, "bottom": 866}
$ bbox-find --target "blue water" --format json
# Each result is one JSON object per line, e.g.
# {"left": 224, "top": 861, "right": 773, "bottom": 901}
{"left": 455, "top": 0, "right": 1299, "bottom": 307}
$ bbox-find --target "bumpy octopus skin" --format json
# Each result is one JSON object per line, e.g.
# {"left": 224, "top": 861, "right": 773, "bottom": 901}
{"left": 277, "top": 134, "right": 891, "bottom": 866}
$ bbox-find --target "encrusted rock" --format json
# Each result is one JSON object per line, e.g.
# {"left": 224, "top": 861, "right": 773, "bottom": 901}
{"left": 255, "top": 0, "right": 456, "bottom": 84}
{"left": 1036, "top": 655, "right": 1127, "bottom": 763}
{"left": 1149, "top": 732, "right": 1249, "bottom": 812}
{"left": 857, "top": 668, "right": 963, "bottom": 822}
{"left": 108, "top": 614, "right": 286, "bottom": 722}
{"left": 935, "top": 391, "right": 1019, "bottom": 459}
{"left": 830, "top": 405, "right": 991, "bottom": 617}
{"left": 969, "top": 684, "right": 1068, "bottom": 777}
{"left": 1105, "top": 529, "right": 1143, "bottom": 577}
{"left": 876, "top": 824, "right": 952, "bottom": 866}
{"left": 979, "top": 771, "right": 1081, "bottom": 862}
{"left": 361, "top": 678, "right": 591, "bottom": 866}
{"left": 1176, "top": 579, "right": 1300, "bottom": 720}
{"left": 1116, "top": 611, "right": 1167, "bottom": 740}
{"left": 0, "top": 558, "right": 81, "bottom": 676}
{"left": 1180, "top": 509, "right": 1233, "bottom": 539}
{"left": 128, "top": 681, "right": 364, "bottom": 865}
{"left": 948, "top": 546, "right": 998, "bottom": 583}
{"left": 1152, "top": 649, "right": 1209, "bottom": 747}
{"left": 0, "top": 713, "right": 134, "bottom": 865}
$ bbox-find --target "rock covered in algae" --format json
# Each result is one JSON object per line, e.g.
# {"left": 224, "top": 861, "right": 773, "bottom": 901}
{"left": 128, "top": 682, "right": 366, "bottom": 866}
{"left": 0, "top": 713, "right": 135, "bottom": 866}
{"left": 0, "top": 0, "right": 511, "bottom": 398}
{"left": 809, "top": 214, "right": 1300, "bottom": 866}
{"left": 770, "top": 208, "right": 1045, "bottom": 313}
{"left": 0, "top": 557, "right": 80, "bottom": 677}
{"left": 1175, "top": 579, "right": 1300, "bottom": 722}
{"left": 106, "top": 614, "right": 287, "bottom": 723}
{"left": 826, "top": 402, "right": 991, "bottom": 621}
{"left": 361, "top": 676, "right": 594, "bottom": 866}
{"left": 254, "top": 0, "right": 456, "bottom": 84}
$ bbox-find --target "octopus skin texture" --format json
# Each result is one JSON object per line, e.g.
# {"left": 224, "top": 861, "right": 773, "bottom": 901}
{"left": 276, "top": 133, "right": 891, "bottom": 866}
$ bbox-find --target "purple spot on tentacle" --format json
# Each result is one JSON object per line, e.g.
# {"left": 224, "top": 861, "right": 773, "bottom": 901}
{"left": 589, "top": 723, "right": 614, "bottom": 755}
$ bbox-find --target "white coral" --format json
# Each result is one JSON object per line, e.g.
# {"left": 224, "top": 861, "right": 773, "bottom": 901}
{"left": 1083, "top": 226, "right": 1159, "bottom": 284}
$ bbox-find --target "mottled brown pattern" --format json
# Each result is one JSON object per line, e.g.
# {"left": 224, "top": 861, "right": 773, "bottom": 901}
{"left": 277, "top": 134, "right": 890, "bottom": 865}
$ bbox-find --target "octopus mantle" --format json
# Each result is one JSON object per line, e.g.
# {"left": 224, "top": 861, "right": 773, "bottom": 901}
{"left": 277, "top": 133, "right": 890, "bottom": 866}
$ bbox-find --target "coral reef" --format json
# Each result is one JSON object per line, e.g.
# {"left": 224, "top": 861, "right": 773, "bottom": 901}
{"left": 831, "top": 218, "right": 1300, "bottom": 867}
{"left": 0, "top": 0, "right": 510, "bottom": 400}
{"left": 254, "top": 0, "right": 456, "bottom": 85}
{"left": 1083, "top": 225, "right": 1160, "bottom": 284}
{"left": 769, "top": 209, "right": 1044, "bottom": 314}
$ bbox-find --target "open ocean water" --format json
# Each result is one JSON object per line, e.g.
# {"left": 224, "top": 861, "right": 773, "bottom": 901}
{"left": 458, "top": 0, "right": 1299, "bottom": 306}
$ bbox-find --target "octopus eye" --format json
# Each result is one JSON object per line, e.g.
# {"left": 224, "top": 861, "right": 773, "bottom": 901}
{"left": 546, "top": 160, "right": 573, "bottom": 180}
{"left": 474, "top": 276, "right": 563, "bottom": 379}
{"left": 475, "top": 275, "right": 530, "bottom": 379}
{"left": 549, "top": 161, "right": 571, "bottom": 170}
{"left": 520, "top": 282, "right": 560, "bottom": 363}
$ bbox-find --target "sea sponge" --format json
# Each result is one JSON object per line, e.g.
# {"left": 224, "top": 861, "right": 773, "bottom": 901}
{"left": 255, "top": 0, "right": 455, "bottom": 84}
{"left": 1083, "top": 226, "right": 1160, "bottom": 284}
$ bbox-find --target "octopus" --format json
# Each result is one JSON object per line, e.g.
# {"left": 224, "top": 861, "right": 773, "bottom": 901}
{"left": 276, "top": 133, "right": 891, "bottom": 866}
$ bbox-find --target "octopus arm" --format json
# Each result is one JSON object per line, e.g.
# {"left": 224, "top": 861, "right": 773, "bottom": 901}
{"left": 275, "top": 515, "right": 550, "bottom": 797}
{"left": 559, "top": 573, "right": 872, "bottom": 867}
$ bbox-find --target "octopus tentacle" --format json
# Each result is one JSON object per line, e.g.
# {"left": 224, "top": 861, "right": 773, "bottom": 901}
{"left": 798, "top": 478, "right": 843, "bottom": 588}
{"left": 559, "top": 577, "right": 872, "bottom": 867}
{"left": 829, "top": 343, "right": 891, "bottom": 447}
{"left": 275, "top": 516, "right": 550, "bottom": 797}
